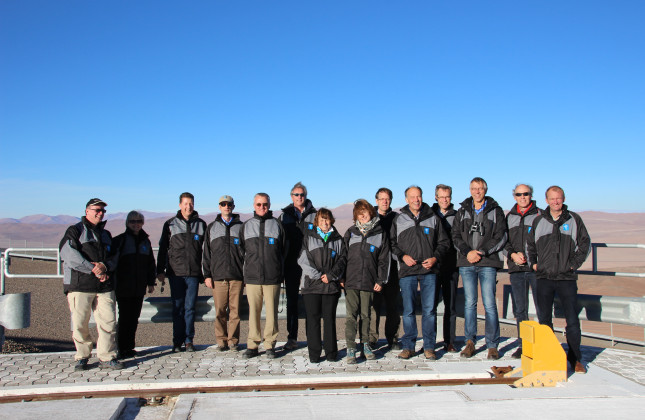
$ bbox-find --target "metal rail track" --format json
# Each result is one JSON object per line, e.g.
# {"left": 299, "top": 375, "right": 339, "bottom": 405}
{"left": 0, "top": 376, "right": 517, "bottom": 404}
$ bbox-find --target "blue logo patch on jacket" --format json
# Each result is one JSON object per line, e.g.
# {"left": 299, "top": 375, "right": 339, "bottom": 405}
{"left": 424, "top": 227, "right": 430, "bottom": 234}
{"left": 308, "top": 223, "right": 314, "bottom": 230}
{"left": 562, "top": 224, "right": 569, "bottom": 231}
{"left": 234, "top": 238, "right": 239, "bottom": 245}
{"left": 106, "top": 245, "right": 111, "bottom": 252}
{"left": 331, "top": 250, "right": 336, "bottom": 258}
{"left": 370, "top": 245, "right": 375, "bottom": 253}
{"left": 528, "top": 226, "right": 532, "bottom": 233}
{"left": 194, "top": 234, "right": 199, "bottom": 240}
{"left": 141, "top": 245, "right": 147, "bottom": 252}
{"left": 269, "top": 238, "right": 275, "bottom": 245}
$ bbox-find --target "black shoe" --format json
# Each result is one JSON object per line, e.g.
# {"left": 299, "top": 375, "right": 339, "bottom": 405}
{"left": 119, "top": 349, "right": 137, "bottom": 359}
{"left": 243, "top": 348, "right": 258, "bottom": 359}
{"left": 389, "top": 341, "right": 402, "bottom": 351}
{"left": 185, "top": 343, "right": 195, "bottom": 352}
{"left": 309, "top": 356, "right": 320, "bottom": 363}
{"left": 100, "top": 359, "right": 125, "bottom": 370}
{"left": 218, "top": 344, "right": 230, "bottom": 352}
{"left": 265, "top": 348, "right": 277, "bottom": 359}
{"left": 172, "top": 345, "right": 184, "bottom": 353}
{"left": 326, "top": 353, "right": 338, "bottom": 362}
{"left": 512, "top": 347, "right": 522, "bottom": 359}
{"left": 74, "top": 358, "right": 89, "bottom": 371}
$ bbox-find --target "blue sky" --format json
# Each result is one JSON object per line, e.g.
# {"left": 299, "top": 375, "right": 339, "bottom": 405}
{"left": 1, "top": 1, "right": 643, "bottom": 218}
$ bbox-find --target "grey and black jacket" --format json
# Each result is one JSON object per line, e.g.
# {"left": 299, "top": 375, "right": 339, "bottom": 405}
{"left": 431, "top": 203, "right": 458, "bottom": 274}
{"left": 241, "top": 211, "right": 286, "bottom": 285}
{"left": 341, "top": 222, "right": 391, "bottom": 291}
{"left": 452, "top": 196, "right": 507, "bottom": 269}
{"left": 504, "top": 202, "right": 541, "bottom": 274}
{"left": 391, "top": 203, "right": 450, "bottom": 277}
{"left": 202, "top": 214, "right": 244, "bottom": 281}
{"left": 297, "top": 227, "right": 344, "bottom": 295}
{"left": 59, "top": 217, "right": 117, "bottom": 294}
{"left": 279, "top": 200, "right": 317, "bottom": 269}
{"left": 526, "top": 205, "right": 591, "bottom": 281}
{"left": 112, "top": 228, "right": 156, "bottom": 298}
{"left": 157, "top": 211, "right": 207, "bottom": 280}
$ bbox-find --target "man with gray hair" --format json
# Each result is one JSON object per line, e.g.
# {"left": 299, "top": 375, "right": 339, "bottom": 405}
{"left": 453, "top": 177, "right": 507, "bottom": 360}
{"left": 241, "top": 193, "right": 287, "bottom": 359}
{"left": 504, "top": 183, "right": 541, "bottom": 358}
{"left": 279, "top": 182, "right": 317, "bottom": 350}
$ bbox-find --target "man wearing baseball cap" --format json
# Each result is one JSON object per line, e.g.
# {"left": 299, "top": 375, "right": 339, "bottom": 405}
{"left": 203, "top": 195, "right": 245, "bottom": 351}
{"left": 60, "top": 198, "right": 123, "bottom": 370}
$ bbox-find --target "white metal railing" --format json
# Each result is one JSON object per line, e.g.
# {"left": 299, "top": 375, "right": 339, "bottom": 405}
{"left": 2, "top": 244, "right": 645, "bottom": 346}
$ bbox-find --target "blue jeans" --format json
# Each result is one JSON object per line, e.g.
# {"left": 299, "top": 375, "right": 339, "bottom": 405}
{"left": 460, "top": 266, "right": 500, "bottom": 348}
{"left": 169, "top": 276, "right": 199, "bottom": 346}
{"left": 399, "top": 274, "right": 437, "bottom": 351}
{"left": 509, "top": 271, "right": 539, "bottom": 338}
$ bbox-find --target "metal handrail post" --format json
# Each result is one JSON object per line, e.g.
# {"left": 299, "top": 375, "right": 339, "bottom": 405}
{"left": 1, "top": 255, "right": 5, "bottom": 296}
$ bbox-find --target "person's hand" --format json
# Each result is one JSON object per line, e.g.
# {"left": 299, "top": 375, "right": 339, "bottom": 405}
{"left": 98, "top": 273, "right": 109, "bottom": 282}
{"left": 402, "top": 255, "right": 417, "bottom": 267}
{"left": 321, "top": 274, "right": 329, "bottom": 284}
{"left": 421, "top": 257, "right": 437, "bottom": 270}
{"left": 467, "top": 250, "right": 483, "bottom": 264}
{"left": 511, "top": 252, "right": 526, "bottom": 265}
{"left": 205, "top": 278, "right": 214, "bottom": 289}
{"left": 91, "top": 262, "right": 106, "bottom": 278}
{"left": 373, "top": 283, "right": 383, "bottom": 292}
{"left": 340, "top": 282, "right": 345, "bottom": 288}
{"left": 147, "top": 285, "right": 155, "bottom": 293}
{"left": 532, "top": 264, "right": 537, "bottom": 271}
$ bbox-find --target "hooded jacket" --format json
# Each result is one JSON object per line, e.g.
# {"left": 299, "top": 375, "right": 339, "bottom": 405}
{"left": 452, "top": 196, "right": 507, "bottom": 269}
{"left": 279, "top": 200, "right": 317, "bottom": 268}
{"left": 390, "top": 203, "right": 450, "bottom": 277}
{"left": 157, "top": 210, "right": 207, "bottom": 280}
{"left": 431, "top": 202, "right": 458, "bottom": 274}
{"left": 341, "top": 221, "right": 391, "bottom": 291}
{"left": 297, "top": 227, "right": 344, "bottom": 295}
{"left": 241, "top": 210, "right": 286, "bottom": 285}
{"left": 202, "top": 214, "right": 244, "bottom": 281}
{"left": 112, "top": 228, "right": 156, "bottom": 298}
{"left": 504, "top": 201, "right": 541, "bottom": 274}
{"left": 526, "top": 205, "right": 591, "bottom": 281}
{"left": 59, "top": 217, "right": 117, "bottom": 294}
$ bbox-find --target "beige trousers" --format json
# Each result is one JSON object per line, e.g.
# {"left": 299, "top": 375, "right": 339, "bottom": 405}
{"left": 245, "top": 284, "right": 280, "bottom": 350}
{"left": 67, "top": 291, "right": 117, "bottom": 362}
{"left": 212, "top": 279, "right": 243, "bottom": 347}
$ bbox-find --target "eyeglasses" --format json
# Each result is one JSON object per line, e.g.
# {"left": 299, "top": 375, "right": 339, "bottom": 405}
{"left": 89, "top": 208, "right": 106, "bottom": 214}
{"left": 291, "top": 193, "right": 305, "bottom": 197}
{"left": 219, "top": 202, "right": 234, "bottom": 207}
{"left": 255, "top": 203, "right": 269, "bottom": 208}
{"left": 514, "top": 192, "right": 531, "bottom": 197}
{"left": 128, "top": 220, "right": 143, "bottom": 224}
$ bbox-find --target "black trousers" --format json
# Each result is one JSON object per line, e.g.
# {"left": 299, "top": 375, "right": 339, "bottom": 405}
{"left": 370, "top": 276, "right": 401, "bottom": 344}
{"left": 284, "top": 266, "right": 302, "bottom": 341}
{"left": 435, "top": 270, "right": 458, "bottom": 346}
{"left": 536, "top": 279, "right": 582, "bottom": 365}
{"left": 303, "top": 293, "right": 340, "bottom": 360}
{"left": 116, "top": 295, "right": 144, "bottom": 353}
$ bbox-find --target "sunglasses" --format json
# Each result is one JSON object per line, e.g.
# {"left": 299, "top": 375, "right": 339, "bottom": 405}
{"left": 219, "top": 202, "right": 234, "bottom": 207}
{"left": 514, "top": 192, "right": 531, "bottom": 197}
{"left": 255, "top": 203, "right": 269, "bottom": 208}
{"left": 291, "top": 193, "right": 305, "bottom": 197}
{"left": 128, "top": 220, "right": 144, "bottom": 224}
{"left": 89, "top": 208, "right": 106, "bottom": 214}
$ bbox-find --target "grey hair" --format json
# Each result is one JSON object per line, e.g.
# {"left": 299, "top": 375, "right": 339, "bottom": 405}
{"left": 404, "top": 185, "right": 423, "bottom": 197}
{"left": 254, "top": 192, "right": 271, "bottom": 203}
{"left": 125, "top": 210, "right": 145, "bottom": 227}
{"left": 291, "top": 181, "right": 307, "bottom": 197}
{"left": 470, "top": 177, "right": 488, "bottom": 192}
{"left": 512, "top": 183, "right": 534, "bottom": 196}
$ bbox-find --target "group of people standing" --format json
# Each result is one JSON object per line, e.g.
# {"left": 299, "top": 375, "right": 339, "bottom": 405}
{"left": 60, "top": 178, "right": 590, "bottom": 374}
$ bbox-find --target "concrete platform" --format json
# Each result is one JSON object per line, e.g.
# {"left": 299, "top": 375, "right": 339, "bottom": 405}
{"left": 1, "top": 336, "right": 644, "bottom": 419}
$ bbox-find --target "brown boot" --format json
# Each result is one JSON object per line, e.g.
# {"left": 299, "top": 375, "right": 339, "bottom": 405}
{"left": 424, "top": 349, "right": 437, "bottom": 360}
{"left": 574, "top": 361, "right": 587, "bottom": 374}
{"left": 397, "top": 349, "right": 415, "bottom": 359}
{"left": 460, "top": 340, "right": 475, "bottom": 358}
{"left": 487, "top": 348, "right": 499, "bottom": 360}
